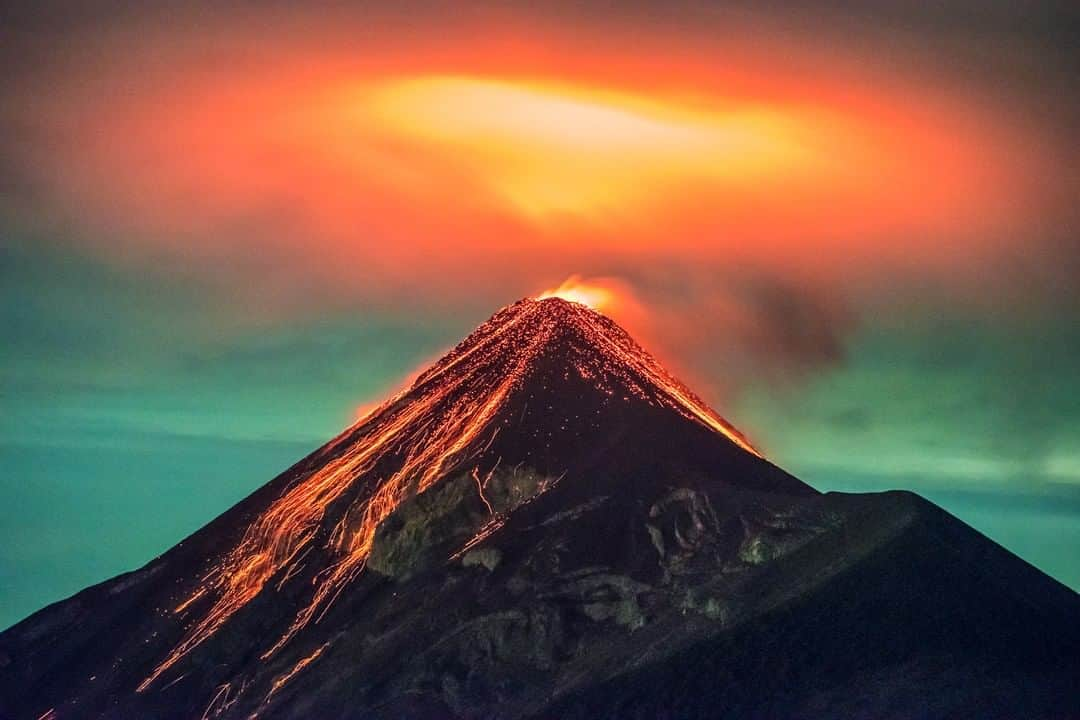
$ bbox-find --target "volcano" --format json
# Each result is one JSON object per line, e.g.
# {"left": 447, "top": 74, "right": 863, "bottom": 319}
{"left": 2, "top": 297, "right": 1078, "bottom": 720}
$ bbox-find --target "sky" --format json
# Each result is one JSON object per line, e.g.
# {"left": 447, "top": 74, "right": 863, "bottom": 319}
{"left": 1, "top": 0, "right": 1078, "bottom": 629}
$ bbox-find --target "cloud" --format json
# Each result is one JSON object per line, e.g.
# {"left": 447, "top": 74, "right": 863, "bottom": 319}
{"left": 1, "top": 0, "right": 1076, "bottom": 436}
{"left": 734, "top": 308, "right": 1080, "bottom": 485}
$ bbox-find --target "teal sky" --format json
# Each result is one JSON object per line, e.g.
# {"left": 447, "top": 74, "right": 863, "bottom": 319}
{"left": 3, "top": 233, "right": 1078, "bottom": 630}
{"left": 2, "top": 1, "right": 1078, "bottom": 630}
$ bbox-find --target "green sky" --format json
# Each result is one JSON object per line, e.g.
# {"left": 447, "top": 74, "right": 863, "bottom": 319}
{"left": 3, "top": 234, "right": 1078, "bottom": 630}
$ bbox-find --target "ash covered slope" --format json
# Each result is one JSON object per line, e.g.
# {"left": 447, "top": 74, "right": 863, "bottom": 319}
{"left": 2, "top": 298, "right": 1078, "bottom": 720}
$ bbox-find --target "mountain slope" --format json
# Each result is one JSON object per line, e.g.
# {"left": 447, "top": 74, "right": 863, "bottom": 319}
{"left": 1, "top": 297, "right": 1077, "bottom": 720}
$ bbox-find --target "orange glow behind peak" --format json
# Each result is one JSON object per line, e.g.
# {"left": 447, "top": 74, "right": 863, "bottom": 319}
{"left": 536, "top": 276, "right": 619, "bottom": 312}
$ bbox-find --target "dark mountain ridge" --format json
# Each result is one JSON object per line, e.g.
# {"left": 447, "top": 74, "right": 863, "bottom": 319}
{"left": 2, "top": 297, "right": 1077, "bottom": 719}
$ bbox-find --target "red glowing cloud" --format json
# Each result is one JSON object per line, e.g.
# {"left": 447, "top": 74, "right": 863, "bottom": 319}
{"left": 1, "top": 3, "right": 1073, "bottom": 392}
{"left": 4, "top": 7, "right": 1068, "bottom": 288}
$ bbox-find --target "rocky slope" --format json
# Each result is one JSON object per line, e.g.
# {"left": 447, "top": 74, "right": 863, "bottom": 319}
{"left": 1, "top": 297, "right": 1077, "bottom": 719}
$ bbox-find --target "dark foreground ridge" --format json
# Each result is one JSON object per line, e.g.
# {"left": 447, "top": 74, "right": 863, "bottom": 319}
{"left": 2, "top": 297, "right": 1078, "bottom": 719}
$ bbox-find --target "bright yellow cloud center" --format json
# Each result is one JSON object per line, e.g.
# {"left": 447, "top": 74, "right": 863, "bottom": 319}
{"left": 357, "top": 75, "right": 814, "bottom": 219}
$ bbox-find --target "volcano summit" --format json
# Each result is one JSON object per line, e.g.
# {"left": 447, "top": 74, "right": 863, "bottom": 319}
{"left": 2, "top": 297, "right": 1078, "bottom": 719}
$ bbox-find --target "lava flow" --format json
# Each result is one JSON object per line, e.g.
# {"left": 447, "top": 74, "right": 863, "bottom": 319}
{"left": 536, "top": 275, "right": 618, "bottom": 312}
{"left": 138, "top": 295, "right": 759, "bottom": 692}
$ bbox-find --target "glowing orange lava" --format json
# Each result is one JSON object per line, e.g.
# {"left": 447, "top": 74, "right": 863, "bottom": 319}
{"left": 139, "top": 296, "right": 759, "bottom": 694}
{"left": 537, "top": 276, "right": 618, "bottom": 312}
{"left": 265, "top": 642, "right": 331, "bottom": 701}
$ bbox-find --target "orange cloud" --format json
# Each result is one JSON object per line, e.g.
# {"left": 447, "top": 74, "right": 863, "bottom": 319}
{"left": 352, "top": 75, "right": 818, "bottom": 220}
{"left": 1, "top": 4, "right": 1072, "bottom": 366}
{"left": 4, "top": 9, "right": 1065, "bottom": 279}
